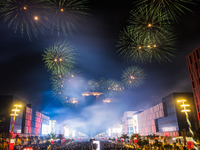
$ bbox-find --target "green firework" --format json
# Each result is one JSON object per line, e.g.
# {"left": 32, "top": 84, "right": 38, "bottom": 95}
{"left": 121, "top": 66, "right": 146, "bottom": 88}
{"left": 0, "top": 0, "right": 48, "bottom": 40}
{"left": 117, "top": 26, "right": 177, "bottom": 63}
{"left": 144, "top": 33, "right": 177, "bottom": 63}
{"left": 51, "top": 70, "right": 80, "bottom": 94}
{"left": 103, "top": 79, "right": 124, "bottom": 97}
{"left": 133, "top": 0, "right": 197, "bottom": 22}
{"left": 116, "top": 26, "right": 149, "bottom": 63}
{"left": 44, "top": 0, "right": 89, "bottom": 36}
{"left": 128, "top": 4, "right": 174, "bottom": 42}
{"left": 43, "top": 40, "right": 76, "bottom": 76}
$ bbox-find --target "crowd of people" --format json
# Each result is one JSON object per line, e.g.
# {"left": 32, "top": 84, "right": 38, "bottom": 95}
{"left": 13, "top": 140, "right": 136, "bottom": 150}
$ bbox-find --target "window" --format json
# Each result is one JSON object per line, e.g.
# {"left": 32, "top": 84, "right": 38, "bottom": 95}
{"left": 194, "top": 52, "right": 196, "bottom": 61}
{"left": 192, "top": 82, "right": 195, "bottom": 88}
{"left": 196, "top": 49, "right": 199, "bottom": 59}
{"left": 129, "top": 127, "right": 134, "bottom": 130}
{"left": 196, "top": 62, "right": 198, "bottom": 70}
{"left": 189, "top": 67, "right": 191, "bottom": 74}
{"left": 189, "top": 55, "right": 193, "bottom": 64}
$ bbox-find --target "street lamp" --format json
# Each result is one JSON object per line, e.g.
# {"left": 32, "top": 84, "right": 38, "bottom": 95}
{"left": 177, "top": 99, "right": 197, "bottom": 150}
{"left": 9, "top": 104, "right": 22, "bottom": 150}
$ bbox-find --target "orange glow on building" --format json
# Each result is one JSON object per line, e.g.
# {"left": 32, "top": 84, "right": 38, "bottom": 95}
{"left": 103, "top": 99, "right": 111, "bottom": 103}
{"left": 81, "top": 91, "right": 103, "bottom": 97}
{"left": 69, "top": 98, "right": 78, "bottom": 104}
{"left": 102, "top": 98, "right": 118, "bottom": 103}
{"left": 24, "top": 6, "right": 27, "bottom": 10}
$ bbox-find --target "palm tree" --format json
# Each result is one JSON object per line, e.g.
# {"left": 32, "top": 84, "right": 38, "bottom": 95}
{"left": 130, "top": 133, "right": 141, "bottom": 143}
{"left": 58, "top": 134, "right": 64, "bottom": 145}
{"left": 120, "top": 134, "right": 129, "bottom": 143}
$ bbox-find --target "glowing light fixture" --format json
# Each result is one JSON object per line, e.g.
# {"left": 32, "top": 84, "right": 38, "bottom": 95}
{"left": 181, "top": 110, "right": 190, "bottom": 112}
{"left": 177, "top": 99, "right": 186, "bottom": 102}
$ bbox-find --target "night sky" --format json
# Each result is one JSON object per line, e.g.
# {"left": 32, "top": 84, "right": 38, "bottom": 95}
{"left": 1, "top": 0, "right": 200, "bottom": 136}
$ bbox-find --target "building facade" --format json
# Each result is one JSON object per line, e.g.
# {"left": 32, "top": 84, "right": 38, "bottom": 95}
{"left": 156, "top": 93, "right": 198, "bottom": 137}
{"left": 0, "top": 95, "right": 50, "bottom": 137}
{"left": 186, "top": 46, "right": 200, "bottom": 126}
{"left": 121, "top": 111, "right": 138, "bottom": 137}
{"left": 137, "top": 102, "right": 164, "bottom": 136}
{"left": 136, "top": 93, "right": 198, "bottom": 137}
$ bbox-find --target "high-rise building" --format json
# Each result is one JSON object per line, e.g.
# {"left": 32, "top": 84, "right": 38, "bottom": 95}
{"left": 136, "top": 92, "right": 198, "bottom": 137}
{"left": 0, "top": 95, "right": 50, "bottom": 137}
{"left": 186, "top": 46, "right": 200, "bottom": 126}
{"left": 121, "top": 111, "right": 138, "bottom": 137}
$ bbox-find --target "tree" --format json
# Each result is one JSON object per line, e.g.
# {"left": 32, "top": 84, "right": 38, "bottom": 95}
{"left": 120, "top": 134, "right": 129, "bottom": 143}
{"left": 130, "top": 133, "right": 141, "bottom": 143}
{"left": 45, "top": 141, "right": 51, "bottom": 146}
{"left": 58, "top": 134, "right": 64, "bottom": 145}
{"left": 154, "top": 139, "right": 163, "bottom": 149}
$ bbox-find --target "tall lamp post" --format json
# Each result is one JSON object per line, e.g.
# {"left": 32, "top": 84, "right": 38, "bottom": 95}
{"left": 9, "top": 104, "right": 22, "bottom": 150}
{"left": 177, "top": 99, "right": 197, "bottom": 150}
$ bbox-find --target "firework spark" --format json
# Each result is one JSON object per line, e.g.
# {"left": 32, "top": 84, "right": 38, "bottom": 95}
{"left": 0, "top": 0, "right": 48, "bottom": 40}
{"left": 128, "top": 5, "right": 174, "bottom": 42}
{"left": 117, "top": 26, "right": 177, "bottom": 63}
{"left": 133, "top": 0, "right": 197, "bottom": 22}
{"left": 116, "top": 26, "right": 149, "bottom": 63}
{"left": 121, "top": 66, "right": 146, "bottom": 88}
{"left": 43, "top": 40, "right": 76, "bottom": 76}
{"left": 103, "top": 79, "right": 124, "bottom": 97}
{"left": 44, "top": 0, "right": 89, "bottom": 36}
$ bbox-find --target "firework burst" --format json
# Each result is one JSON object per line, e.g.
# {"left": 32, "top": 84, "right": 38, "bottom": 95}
{"left": 0, "top": 0, "right": 48, "bottom": 40}
{"left": 144, "top": 33, "right": 177, "bottom": 63}
{"left": 128, "top": 5, "right": 173, "bottom": 42}
{"left": 117, "top": 5, "right": 177, "bottom": 63}
{"left": 43, "top": 40, "right": 76, "bottom": 76}
{"left": 133, "top": 0, "right": 197, "bottom": 22}
{"left": 103, "top": 79, "right": 124, "bottom": 97}
{"left": 117, "top": 26, "right": 177, "bottom": 63}
{"left": 51, "top": 71, "right": 84, "bottom": 106}
{"left": 121, "top": 66, "right": 146, "bottom": 88}
{"left": 116, "top": 26, "right": 149, "bottom": 63}
{"left": 44, "top": 0, "right": 89, "bottom": 36}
